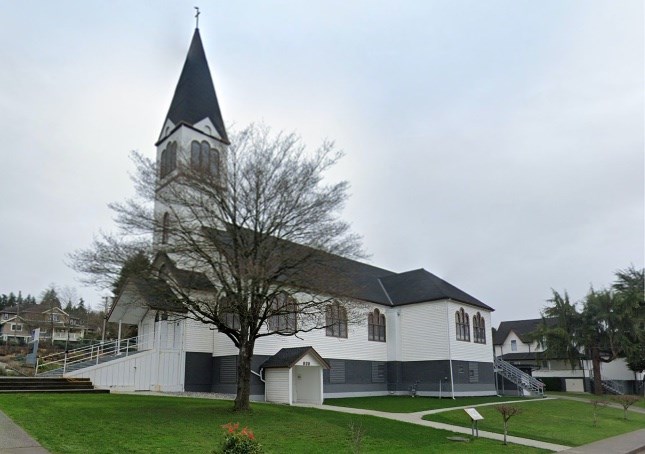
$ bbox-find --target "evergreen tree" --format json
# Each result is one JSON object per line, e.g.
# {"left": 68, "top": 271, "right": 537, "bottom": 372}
{"left": 111, "top": 250, "right": 151, "bottom": 297}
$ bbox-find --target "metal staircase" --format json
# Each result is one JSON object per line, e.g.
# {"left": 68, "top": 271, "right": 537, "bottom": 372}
{"left": 494, "top": 357, "right": 545, "bottom": 397}
{"left": 35, "top": 334, "right": 152, "bottom": 377}
{"left": 601, "top": 380, "right": 625, "bottom": 395}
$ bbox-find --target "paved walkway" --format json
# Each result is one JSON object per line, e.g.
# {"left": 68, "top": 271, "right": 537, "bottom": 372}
{"left": 0, "top": 410, "right": 49, "bottom": 453}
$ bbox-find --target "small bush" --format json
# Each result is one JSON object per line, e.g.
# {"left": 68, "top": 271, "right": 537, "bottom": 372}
{"left": 216, "top": 422, "right": 263, "bottom": 454}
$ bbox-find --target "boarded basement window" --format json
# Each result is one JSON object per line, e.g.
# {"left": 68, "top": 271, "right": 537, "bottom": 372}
{"left": 371, "top": 361, "right": 386, "bottom": 383}
{"left": 468, "top": 362, "right": 479, "bottom": 383}
{"left": 220, "top": 357, "right": 237, "bottom": 384}
{"left": 329, "top": 359, "right": 346, "bottom": 384}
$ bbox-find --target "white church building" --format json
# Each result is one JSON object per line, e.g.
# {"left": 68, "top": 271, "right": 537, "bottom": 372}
{"left": 65, "top": 26, "right": 498, "bottom": 404}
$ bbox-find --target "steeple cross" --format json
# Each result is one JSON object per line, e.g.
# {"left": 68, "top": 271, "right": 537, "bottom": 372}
{"left": 194, "top": 6, "right": 200, "bottom": 29}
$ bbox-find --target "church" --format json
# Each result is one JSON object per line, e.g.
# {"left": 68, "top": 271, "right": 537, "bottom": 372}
{"left": 66, "top": 26, "right": 498, "bottom": 404}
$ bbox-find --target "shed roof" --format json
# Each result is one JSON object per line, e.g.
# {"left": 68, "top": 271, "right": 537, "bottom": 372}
{"left": 261, "top": 346, "right": 330, "bottom": 369}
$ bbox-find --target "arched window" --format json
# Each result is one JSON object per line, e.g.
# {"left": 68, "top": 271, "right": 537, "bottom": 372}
{"left": 326, "top": 302, "right": 347, "bottom": 338}
{"left": 161, "top": 212, "right": 170, "bottom": 244}
{"left": 368, "top": 308, "right": 386, "bottom": 342}
{"left": 455, "top": 308, "right": 470, "bottom": 341}
{"left": 219, "top": 296, "right": 240, "bottom": 330}
{"left": 160, "top": 142, "right": 177, "bottom": 178}
{"left": 191, "top": 140, "right": 219, "bottom": 176}
{"left": 268, "top": 292, "right": 297, "bottom": 333}
{"left": 473, "top": 312, "right": 486, "bottom": 344}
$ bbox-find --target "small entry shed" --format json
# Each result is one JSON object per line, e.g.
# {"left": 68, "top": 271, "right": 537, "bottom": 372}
{"left": 262, "top": 346, "right": 330, "bottom": 405}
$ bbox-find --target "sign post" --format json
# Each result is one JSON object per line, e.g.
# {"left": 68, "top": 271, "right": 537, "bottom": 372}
{"left": 464, "top": 408, "right": 483, "bottom": 437}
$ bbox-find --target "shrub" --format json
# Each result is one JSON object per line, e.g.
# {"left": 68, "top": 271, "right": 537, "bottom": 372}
{"left": 216, "top": 422, "right": 263, "bottom": 454}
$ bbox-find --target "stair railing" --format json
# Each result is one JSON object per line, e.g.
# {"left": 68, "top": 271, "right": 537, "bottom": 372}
{"left": 601, "top": 380, "right": 625, "bottom": 395}
{"left": 35, "top": 332, "right": 154, "bottom": 376}
{"left": 494, "top": 357, "right": 545, "bottom": 396}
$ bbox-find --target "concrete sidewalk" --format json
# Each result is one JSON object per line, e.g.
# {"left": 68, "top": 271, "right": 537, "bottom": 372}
{"left": 0, "top": 410, "right": 49, "bottom": 453}
{"left": 559, "top": 429, "right": 645, "bottom": 454}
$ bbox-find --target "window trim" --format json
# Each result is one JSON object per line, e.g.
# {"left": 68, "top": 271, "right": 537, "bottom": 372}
{"left": 455, "top": 307, "right": 470, "bottom": 342}
{"left": 510, "top": 339, "right": 518, "bottom": 352}
{"left": 326, "top": 302, "right": 348, "bottom": 338}
{"left": 473, "top": 312, "right": 486, "bottom": 344}
{"left": 267, "top": 293, "right": 297, "bottom": 333}
{"left": 368, "top": 308, "right": 386, "bottom": 342}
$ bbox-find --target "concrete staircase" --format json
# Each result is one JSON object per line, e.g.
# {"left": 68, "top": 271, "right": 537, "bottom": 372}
{"left": 0, "top": 377, "right": 109, "bottom": 394}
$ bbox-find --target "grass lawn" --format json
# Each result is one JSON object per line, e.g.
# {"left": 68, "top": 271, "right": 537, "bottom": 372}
{"left": 0, "top": 393, "right": 548, "bottom": 454}
{"left": 324, "top": 395, "right": 532, "bottom": 413}
{"left": 424, "top": 398, "right": 645, "bottom": 447}
{"left": 547, "top": 391, "right": 645, "bottom": 409}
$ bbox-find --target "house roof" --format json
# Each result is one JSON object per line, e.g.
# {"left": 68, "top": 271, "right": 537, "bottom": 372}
{"left": 108, "top": 275, "right": 186, "bottom": 324}
{"left": 154, "top": 252, "right": 213, "bottom": 290}
{"left": 379, "top": 269, "right": 493, "bottom": 310}
{"left": 493, "top": 318, "right": 557, "bottom": 345}
{"left": 204, "top": 227, "right": 491, "bottom": 310}
{"left": 260, "top": 346, "right": 330, "bottom": 370}
{"left": 159, "top": 28, "right": 228, "bottom": 144}
{"left": 499, "top": 352, "right": 543, "bottom": 361}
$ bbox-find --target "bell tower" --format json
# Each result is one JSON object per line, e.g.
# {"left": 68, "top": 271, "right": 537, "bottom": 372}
{"left": 154, "top": 26, "right": 229, "bottom": 247}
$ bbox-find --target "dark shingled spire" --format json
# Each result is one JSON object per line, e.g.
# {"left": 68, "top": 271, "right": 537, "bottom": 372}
{"left": 161, "top": 28, "right": 228, "bottom": 143}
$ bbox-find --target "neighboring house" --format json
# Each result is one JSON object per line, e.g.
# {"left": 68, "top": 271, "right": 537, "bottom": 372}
{"left": 0, "top": 306, "right": 86, "bottom": 344}
{"left": 64, "top": 26, "right": 498, "bottom": 403}
{"left": 494, "top": 318, "right": 641, "bottom": 394}
{"left": 0, "top": 315, "right": 31, "bottom": 343}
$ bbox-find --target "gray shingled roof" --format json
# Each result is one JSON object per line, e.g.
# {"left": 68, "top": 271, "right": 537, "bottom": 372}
{"left": 493, "top": 318, "right": 557, "bottom": 345}
{"left": 203, "top": 227, "right": 492, "bottom": 310}
{"left": 379, "top": 268, "right": 493, "bottom": 310}
{"left": 159, "top": 28, "right": 228, "bottom": 144}
{"left": 261, "top": 346, "right": 330, "bottom": 369}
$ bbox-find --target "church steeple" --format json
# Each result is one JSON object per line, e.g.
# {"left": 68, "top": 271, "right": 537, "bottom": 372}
{"left": 158, "top": 28, "right": 228, "bottom": 144}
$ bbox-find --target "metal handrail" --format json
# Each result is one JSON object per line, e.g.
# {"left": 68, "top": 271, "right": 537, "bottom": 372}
{"left": 602, "top": 380, "right": 625, "bottom": 395}
{"left": 35, "top": 333, "right": 154, "bottom": 376}
{"left": 494, "top": 357, "right": 545, "bottom": 396}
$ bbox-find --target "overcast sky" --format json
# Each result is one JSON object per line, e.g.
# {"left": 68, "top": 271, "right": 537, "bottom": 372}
{"left": 0, "top": 1, "right": 642, "bottom": 325}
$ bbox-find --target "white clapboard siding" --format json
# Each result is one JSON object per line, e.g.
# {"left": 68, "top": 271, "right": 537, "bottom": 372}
{"left": 184, "top": 318, "right": 215, "bottom": 353}
{"left": 265, "top": 368, "right": 291, "bottom": 404}
{"left": 212, "top": 303, "right": 388, "bottom": 361}
{"left": 447, "top": 301, "right": 494, "bottom": 362}
{"left": 399, "top": 301, "right": 450, "bottom": 361}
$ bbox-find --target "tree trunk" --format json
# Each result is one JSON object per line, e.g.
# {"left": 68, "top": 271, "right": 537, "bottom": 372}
{"left": 592, "top": 346, "right": 603, "bottom": 396}
{"left": 233, "top": 336, "right": 255, "bottom": 412}
{"left": 503, "top": 420, "right": 508, "bottom": 445}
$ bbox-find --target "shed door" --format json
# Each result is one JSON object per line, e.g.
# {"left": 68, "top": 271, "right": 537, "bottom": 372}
{"left": 293, "top": 366, "right": 322, "bottom": 405}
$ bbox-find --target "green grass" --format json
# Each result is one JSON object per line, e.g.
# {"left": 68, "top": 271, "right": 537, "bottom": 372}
{"left": 0, "top": 393, "right": 548, "bottom": 453}
{"left": 324, "top": 395, "right": 532, "bottom": 413}
{"left": 424, "top": 398, "right": 645, "bottom": 447}
{"left": 547, "top": 391, "right": 645, "bottom": 409}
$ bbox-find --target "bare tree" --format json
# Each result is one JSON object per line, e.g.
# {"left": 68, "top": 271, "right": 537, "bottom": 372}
{"left": 494, "top": 404, "right": 523, "bottom": 445}
{"left": 612, "top": 395, "right": 640, "bottom": 420}
{"left": 70, "top": 124, "right": 364, "bottom": 412}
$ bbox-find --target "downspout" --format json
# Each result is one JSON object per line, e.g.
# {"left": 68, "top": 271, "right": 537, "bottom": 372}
{"left": 446, "top": 300, "right": 455, "bottom": 399}
{"left": 252, "top": 368, "right": 265, "bottom": 383}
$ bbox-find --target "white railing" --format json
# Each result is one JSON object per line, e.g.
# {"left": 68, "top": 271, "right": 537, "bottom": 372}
{"left": 494, "top": 357, "right": 545, "bottom": 396}
{"left": 35, "top": 333, "right": 154, "bottom": 376}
